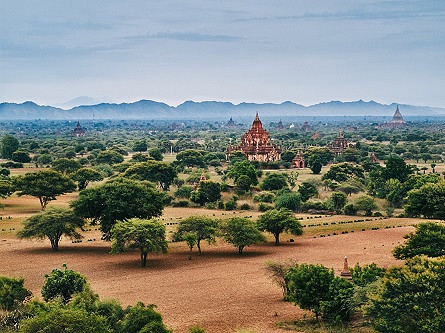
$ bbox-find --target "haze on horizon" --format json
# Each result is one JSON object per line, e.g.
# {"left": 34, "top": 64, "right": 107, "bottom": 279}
{"left": 1, "top": 1, "right": 444, "bottom": 108}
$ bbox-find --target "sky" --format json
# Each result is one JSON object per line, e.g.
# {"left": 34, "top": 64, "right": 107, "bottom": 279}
{"left": 1, "top": 0, "right": 444, "bottom": 107}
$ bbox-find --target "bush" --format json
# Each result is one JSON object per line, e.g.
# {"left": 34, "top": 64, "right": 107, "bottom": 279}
{"left": 0, "top": 161, "right": 23, "bottom": 168}
{"left": 0, "top": 276, "right": 32, "bottom": 311}
{"left": 350, "top": 263, "right": 386, "bottom": 287}
{"left": 343, "top": 203, "right": 357, "bottom": 215}
{"left": 174, "top": 186, "right": 194, "bottom": 199}
{"left": 225, "top": 200, "right": 236, "bottom": 211}
{"left": 253, "top": 191, "right": 276, "bottom": 203}
{"left": 258, "top": 203, "right": 274, "bottom": 212}
{"left": 240, "top": 203, "right": 251, "bottom": 210}
{"left": 301, "top": 200, "right": 330, "bottom": 212}
{"left": 172, "top": 200, "right": 189, "bottom": 207}
{"left": 275, "top": 193, "right": 301, "bottom": 211}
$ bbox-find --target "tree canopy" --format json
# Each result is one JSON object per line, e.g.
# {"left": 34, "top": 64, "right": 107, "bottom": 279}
{"left": 122, "top": 161, "right": 177, "bottom": 191}
{"left": 257, "top": 208, "right": 303, "bottom": 245}
{"left": 111, "top": 218, "right": 168, "bottom": 267}
{"left": 0, "top": 135, "right": 19, "bottom": 159}
{"left": 404, "top": 181, "right": 445, "bottom": 220}
{"left": 173, "top": 216, "right": 219, "bottom": 254}
{"left": 221, "top": 217, "right": 266, "bottom": 254}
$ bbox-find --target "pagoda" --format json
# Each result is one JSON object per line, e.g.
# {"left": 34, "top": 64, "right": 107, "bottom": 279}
{"left": 226, "top": 113, "right": 281, "bottom": 162}
{"left": 72, "top": 121, "right": 85, "bottom": 137}
{"left": 226, "top": 117, "right": 236, "bottom": 128}
{"left": 389, "top": 105, "right": 406, "bottom": 127}
{"left": 329, "top": 129, "right": 355, "bottom": 154}
{"left": 276, "top": 120, "right": 285, "bottom": 130}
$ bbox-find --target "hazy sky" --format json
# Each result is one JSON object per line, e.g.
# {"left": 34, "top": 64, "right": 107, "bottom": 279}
{"left": 1, "top": 0, "right": 444, "bottom": 107}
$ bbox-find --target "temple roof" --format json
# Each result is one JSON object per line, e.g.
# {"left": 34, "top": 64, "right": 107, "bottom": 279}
{"left": 391, "top": 105, "right": 405, "bottom": 124}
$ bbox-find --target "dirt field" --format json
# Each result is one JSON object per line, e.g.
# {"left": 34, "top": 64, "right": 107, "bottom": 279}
{"left": 0, "top": 225, "right": 412, "bottom": 333}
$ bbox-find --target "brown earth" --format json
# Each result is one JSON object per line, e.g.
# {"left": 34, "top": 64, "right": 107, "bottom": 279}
{"left": 0, "top": 227, "right": 411, "bottom": 333}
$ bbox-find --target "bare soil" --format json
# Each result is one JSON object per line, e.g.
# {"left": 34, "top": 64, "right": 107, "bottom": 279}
{"left": 0, "top": 227, "right": 410, "bottom": 333}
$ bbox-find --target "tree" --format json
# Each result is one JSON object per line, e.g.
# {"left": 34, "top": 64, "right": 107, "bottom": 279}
{"left": 431, "top": 163, "right": 437, "bottom": 173}
{"left": 72, "top": 167, "right": 104, "bottom": 190}
{"left": 119, "top": 302, "right": 170, "bottom": 333}
{"left": 19, "top": 306, "right": 112, "bottom": 333}
{"left": 122, "top": 161, "right": 177, "bottom": 191}
{"left": 382, "top": 156, "right": 413, "bottom": 183}
{"left": 41, "top": 264, "right": 88, "bottom": 303}
{"left": 260, "top": 173, "right": 288, "bottom": 191}
{"left": 286, "top": 263, "right": 354, "bottom": 321}
{"left": 298, "top": 181, "right": 319, "bottom": 202}
{"left": 257, "top": 209, "right": 303, "bottom": 245}
{"left": 14, "top": 170, "right": 76, "bottom": 210}
{"left": 322, "top": 162, "right": 364, "bottom": 182}
{"left": 173, "top": 216, "right": 219, "bottom": 254}
{"left": 309, "top": 156, "right": 322, "bottom": 174}
{"left": 149, "top": 148, "right": 163, "bottom": 161}
{"left": 275, "top": 193, "right": 301, "bottom": 211}
{"left": 11, "top": 150, "right": 31, "bottom": 163}
{"left": 51, "top": 158, "right": 81, "bottom": 175}
{"left": 96, "top": 150, "right": 124, "bottom": 165}
{"left": 404, "top": 181, "right": 445, "bottom": 219}
{"left": 329, "top": 192, "right": 347, "bottom": 212}
{"left": 226, "top": 160, "right": 258, "bottom": 186}
{"left": 393, "top": 222, "right": 445, "bottom": 259}
{"left": 37, "top": 153, "right": 52, "bottom": 165}
{"left": 190, "top": 180, "right": 221, "bottom": 206}
{"left": 183, "top": 232, "right": 197, "bottom": 260}
{"left": 0, "top": 276, "right": 32, "bottom": 311}
{"left": 0, "top": 176, "right": 13, "bottom": 199}
{"left": 350, "top": 263, "right": 386, "bottom": 287}
{"left": 111, "top": 218, "right": 168, "bottom": 267}
{"left": 132, "top": 140, "right": 148, "bottom": 152}
{"left": 366, "top": 256, "right": 445, "bottom": 333}
{"left": 337, "top": 179, "right": 364, "bottom": 196}
{"left": 234, "top": 174, "right": 252, "bottom": 194}
{"left": 71, "top": 178, "right": 165, "bottom": 238}
{"left": 176, "top": 149, "right": 206, "bottom": 168}
{"left": 354, "top": 195, "right": 377, "bottom": 216}
{"left": 0, "top": 135, "right": 19, "bottom": 159}
{"left": 341, "top": 148, "right": 360, "bottom": 163}
{"left": 221, "top": 217, "right": 266, "bottom": 254}
{"left": 18, "top": 208, "right": 85, "bottom": 251}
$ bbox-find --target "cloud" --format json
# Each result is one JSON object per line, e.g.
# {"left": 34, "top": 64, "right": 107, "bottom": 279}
{"left": 123, "top": 31, "right": 244, "bottom": 42}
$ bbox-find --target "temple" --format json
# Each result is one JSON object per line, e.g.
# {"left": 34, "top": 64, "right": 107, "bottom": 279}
{"left": 276, "top": 120, "right": 285, "bottom": 130}
{"left": 226, "top": 117, "right": 236, "bottom": 128}
{"left": 73, "top": 121, "right": 85, "bottom": 137}
{"left": 388, "top": 105, "right": 406, "bottom": 128}
{"left": 328, "top": 129, "right": 355, "bottom": 154}
{"left": 292, "top": 150, "right": 305, "bottom": 168}
{"left": 226, "top": 113, "right": 281, "bottom": 162}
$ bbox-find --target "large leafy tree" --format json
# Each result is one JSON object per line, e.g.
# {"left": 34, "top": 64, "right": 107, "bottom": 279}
{"left": 404, "top": 181, "right": 445, "bottom": 220}
{"left": 0, "top": 176, "right": 13, "bottom": 200}
{"left": 0, "top": 135, "right": 19, "bottom": 159}
{"left": 221, "top": 217, "right": 266, "bottom": 254}
{"left": 226, "top": 160, "right": 258, "bottom": 186}
{"left": 18, "top": 207, "right": 85, "bottom": 251}
{"left": 71, "top": 178, "right": 165, "bottom": 238}
{"left": 14, "top": 170, "right": 76, "bottom": 210}
{"left": 96, "top": 150, "right": 124, "bottom": 165}
{"left": 41, "top": 264, "right": 88, "bottom": 303}
{"left": 382, "top": 155, "right": 413, "bottom": 183}
{"left": 257, "top": 209, "right": 303, "bottom": 245}
{"left": 366, "top": 256, "right": 445, "bottom": 333}
{"left": 119, "top": 302, "right": 170, "bottom": 333}
{"left": 322, "top": 162, "right": 364, "bottom": 183}
{"left": 393, "top": 222, "right": 445, "bottom": 259}
{"left": 175, "top": 149, "right": 206, "bottom": 168}
{"left": 298, "top": 181, "right": 319, "bottom": 202}
{"left": 261, "top": 173, "right": 288, "bottom": 191}
{"left": 286, "top": 263, "right": 354, "bottom": 322}
{"left": 11, "top": 150, "right": 31, "bottom": 163}
{"left": 51, "top": 158, "right": 82, "bottom": 175}
{"left": 122, "top": 161, "right": 177, "bottom": 191}
{"left": 329, "top": 192, "right": 348, "bottom": 212}
{"left": 354, "top": 195, "right": 378, "bottom": 216}
{"left": 0, "top": 276, "right": 32, "bottom": 311}
{"left": 173, "top": 216, "right": 219, "bottom": 254}
{"left": 111, "top": 218, "right": 168, "bottom": 267}
{"left": 72, "top": 167, "right": 104, "bottom": 190}
{"left": 190, "top": 180, "right": 221, "bottom": 206}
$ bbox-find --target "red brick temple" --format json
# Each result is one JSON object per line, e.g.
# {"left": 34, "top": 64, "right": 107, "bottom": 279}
{"left": 226, "top": 113, "right": 281, "bottom": 162}
{"left": 73, "top": 121, "right": 85, "bottom": 137}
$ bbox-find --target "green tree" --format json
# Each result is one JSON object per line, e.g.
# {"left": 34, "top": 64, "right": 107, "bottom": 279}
{"left": 393, "top": 222, "right": 445, "bottom": 259}
{"left": 337, "top": 179, "right": 364, "bottom": 196}
{"left": 221, "top": 217, "right": 266, "bottom": 254}
{"left": 72, "top": 167, "right": 104, "bottom": 190}
{"left": 366, "top": 256, "right": 445, "bottom": 333}
{"left": 286, "top": 263, "right": 354, "bottom": 321}
{"left": 309, "top": 156, "right": 322, "bottom": 174}
{"left": 0, "top": 276, "right": 32, "bottom": 311}
{"left": 226, "top": 160, "right": 258, "bottom": 186}
{"left": 183, "top": 232, "right": 197, "bottom": 260}
{"left": 0, "top": 176, "right": 13, "bottom": 200}
{"left": 149, "top": 148, "right": 163, "bottom": 161}
{"left": 71, "top": 178, "right": 165, "bottom": 238}
{"left": 122, "top": 161, "right": 177, "bottom": 191}
{"left": 119, "top": 302, "right": 170, "bottom": 333}
{"left": 350, "top": 263, "right": 386, "bottom": 287}
{"left": 298, "top": 181, "right": 319, "bottom": 202}
{"left": 41, "top": 264, "right": 88, "bottom": 303}
{"left": 382, "top": 156, "right": 413, "bottom": 183}
{"left": 132, "top": 140, "right": 148, "bottom": 152}
{"left": 51, "top": 158, "right": 82, "bottom": 175}
{"left": 260, "top": 173, "right": 288, "bottom": 191}
{"left": 19, "top": 306, "right": 112, "bottom": 333}
{"left": 18, "top": 208, "right": 85, "bottom": 251}
{"left": 37, "top": 153, "right": 52, "bottom": 165}
{"left": 281, "top": 151, "right": 296, "bottom": 163}
{"left": 176, "top": 149, "right": 206, "bottom": 168}
{"left": 322, "top": 162, "right": 364, "bottom": 183}
{"left": 275, "top": 193, "right": 301, "bottom": 211}
{"left": 14, "top": 170, "right": 76, "bottom": 210}
{"left": 354, "top": 195, "right": 378, "bottom": 216}
{"left": 329, "top": 192, "right": 347, "bottom": 212}
{"left": 12, "top": 150, "right": 31, "bottom": 163}
{"left": 0, "top": 135, "right": 19, "bottom": 159}
{"left": 257, "top": 209, "right": 303, "bottom": 245}
{"left": 111, "top": 218, "right": 168, "bottom": 267}
{"left": 173, "top": 216, "right": 219, "bottom": 254}
{"left": 190, "top": 180, "right": 221, "bottom": 206}
{"left": 404, "top": 181, "right": 445, "bottom": 219}
{"left": 234, "top": 174, "right": 252, "bottom": 194}
{"left": 96, "top": 150, "right": 124, "bottom": 165}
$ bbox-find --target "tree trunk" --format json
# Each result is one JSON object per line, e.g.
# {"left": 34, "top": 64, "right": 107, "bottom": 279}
{"left": 197, "top": 240, "right": 202, "bottom": 255}
{"left": 141, "top": 251, "right": 147, "bottom": 267}
{"left": 238, "top": 246, "right": 244, "bottom": 254}
{"left": 39, "top": 197, "right": 45, "bottom": 210}
{"left": 50, "top": 238, "right": 59, "bottom": 251}
{"left": 274, "top": 233, "right": 280, "bottom": 245}
{"left": 188, "top": 246, "right": 192, "bottom": 260}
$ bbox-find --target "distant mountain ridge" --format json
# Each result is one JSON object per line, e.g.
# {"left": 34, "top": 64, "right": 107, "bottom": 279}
{"left": 0, "top": 99, "right": 443, "bottom": 120}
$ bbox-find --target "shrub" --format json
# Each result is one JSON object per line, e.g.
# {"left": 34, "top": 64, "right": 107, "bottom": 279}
{"left": 258, "top": 203, "right": 274, "bottom": 212}
{"left": 240, "top": 203, "right": 251, "bottom": 210}
{"left": 275, "top": 193, "right": 301, "bottom": 211}
{"left": 174, "top": 186, "right": 194, "bottom": 199}
{"left": 0, "top": 276, "right": 32, "bottom": 311}
{"left": 343, "top": 204, "right": 357, "bottom": 216}
{"left": 172, "top": 200, "right": 189, "bottom": 207}
{"left": 350, "top": 263, "right": 386, "bottom": 287}
{"left": 253, "top": 191, "right": 276, "bottom": 203}
{"left": 225, "top": 200, "right": 236, "bottom": 211}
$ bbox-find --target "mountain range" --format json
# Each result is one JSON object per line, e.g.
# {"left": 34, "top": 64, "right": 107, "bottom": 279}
{"left": 0, "top": 99, "right": 443, "bottom": 120}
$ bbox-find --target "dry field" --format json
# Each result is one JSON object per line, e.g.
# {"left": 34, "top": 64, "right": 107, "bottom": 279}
{"left": 0, "top": 192, "right": 431, "bottom": 332}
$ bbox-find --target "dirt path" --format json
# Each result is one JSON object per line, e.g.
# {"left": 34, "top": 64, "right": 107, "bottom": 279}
{"left": 0, "top": 227, "right": 410, "bottom": 332}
